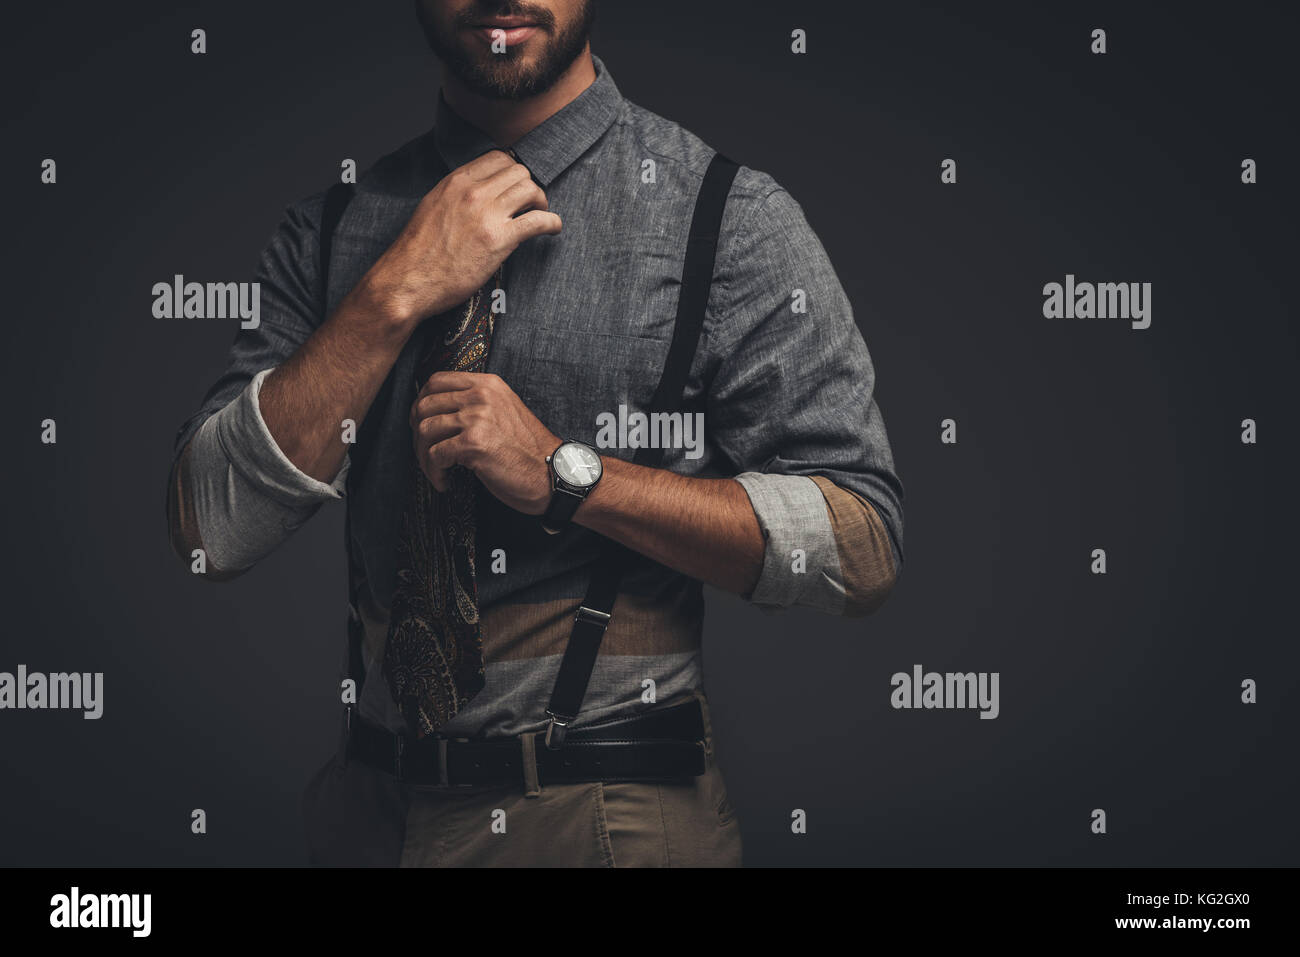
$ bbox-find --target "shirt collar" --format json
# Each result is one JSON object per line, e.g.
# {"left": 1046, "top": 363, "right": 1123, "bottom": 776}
{"left": 432, "top": 54, "right": 622, "bottom": 187}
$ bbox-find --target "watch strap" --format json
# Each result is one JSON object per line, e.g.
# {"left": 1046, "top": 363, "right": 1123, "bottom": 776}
{"left": 541, "top": 486, "right": 586, "bottom": 534}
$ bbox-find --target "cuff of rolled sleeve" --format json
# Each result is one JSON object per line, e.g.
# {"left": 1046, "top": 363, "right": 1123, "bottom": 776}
{"left": 212, "top": 367, "right": 350, "bottom": 506}
{"left": 733, "top": 471, "right": 842, "bottom": 612}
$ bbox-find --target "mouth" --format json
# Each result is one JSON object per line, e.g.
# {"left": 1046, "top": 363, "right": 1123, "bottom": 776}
{"left": 467, "top": 17, "right": 543, "bottom": 46}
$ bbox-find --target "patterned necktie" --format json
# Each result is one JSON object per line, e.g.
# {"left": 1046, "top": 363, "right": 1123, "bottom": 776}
{"left": 381, "top": 265, "right": 503, "bottom": 737}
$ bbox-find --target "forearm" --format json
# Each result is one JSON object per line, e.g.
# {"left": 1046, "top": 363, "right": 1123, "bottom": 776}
{"left": 259, "top": 282, "right": 417, "bottom": 483}
{"left": 574, "top": 456, "right": 764, "bottom": 596}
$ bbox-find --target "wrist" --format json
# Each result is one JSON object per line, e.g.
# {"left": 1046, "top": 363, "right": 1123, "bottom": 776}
{"left": 344, "top": 273, "right": 426, "bottom": 338}
{"left": 540, "top": 438, "right": 603, "bottom": 530}
{"left": 572, "top": 454, "right": 618, "bottom": 526}
{"left": 533, "top": 434, "right": 563, "bottom": 514}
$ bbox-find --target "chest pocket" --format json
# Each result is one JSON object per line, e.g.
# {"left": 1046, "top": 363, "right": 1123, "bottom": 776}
{"left": 519, "top": 328, "right": 670, "bottom": 446}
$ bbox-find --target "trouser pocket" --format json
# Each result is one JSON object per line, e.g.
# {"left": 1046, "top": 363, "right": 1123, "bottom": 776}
{"left": 400, "top": 782, "right": 615, "bottom": 867}
{"left": 600, "top": 764, "right": 743, "bottom": 867}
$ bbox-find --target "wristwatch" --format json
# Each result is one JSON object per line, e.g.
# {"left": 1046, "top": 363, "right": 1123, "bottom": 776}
{"left": 541, "top": 440, "right": 603, "bottom": 534}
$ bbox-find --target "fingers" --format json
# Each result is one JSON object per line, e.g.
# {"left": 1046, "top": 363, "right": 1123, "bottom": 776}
{"left": 460, "top": 149, "right": 518, "bottom": 181}
{"left": 416, "top": 370, "right": 480, "bottom": 402}
{"left": 411, "top": 392, "right": 466, "bottom": 493}
{"left": 496, "top": 178, "right": 549, "bottom": 218}
{"left": 421, "top": 151, "right": 517, "bottom": 204}
{"left": 478, "top": 158, "right": 533, "bottom": 195}
{"left": 412, "top": 411, "right": 464, "bottom": 493}
{"left": 449, "top": 154, "right": 558, "bottom": 248}
{"left": 414, "top": 411, "right": 461, "bottom": 449}
{"left": 509, "top": 209, "right": 564, "bottom": 243}
{"left": 409, "top": 390, "right": 462, "bottom": 429}
{"left": 410, "top": 372, "right": 513, "bottom": 492}
{"left": 421, "top": 433, "right": 471, "bottom": 493}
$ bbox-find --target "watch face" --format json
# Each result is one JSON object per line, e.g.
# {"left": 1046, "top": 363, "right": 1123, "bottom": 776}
{"left": 553, "top": 442, "right": 602, "bottom": 488}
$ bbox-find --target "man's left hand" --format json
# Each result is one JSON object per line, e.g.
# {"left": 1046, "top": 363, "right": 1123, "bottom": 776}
{"left": 410, "top": 370, "right": 560, "bottom": 514}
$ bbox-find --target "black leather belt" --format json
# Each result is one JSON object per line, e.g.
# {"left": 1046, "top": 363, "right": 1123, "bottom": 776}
{"left": 344, "top": 699, "right": 708, "bottom": 788}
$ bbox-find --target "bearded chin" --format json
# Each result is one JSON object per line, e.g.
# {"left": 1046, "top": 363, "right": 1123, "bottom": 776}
{"left": 459, "top": 48, "right": 561, "bottom": 101}
{"left": 421, "top": 3, "right": 596, "bottom": 102}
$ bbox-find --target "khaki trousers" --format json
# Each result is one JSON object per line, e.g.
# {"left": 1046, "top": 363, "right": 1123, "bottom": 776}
{"left": 305, "top": 691, "right": 741, "bottom": 868}
{"left": 399, "top": 691, "right": 742, "bottom": 867}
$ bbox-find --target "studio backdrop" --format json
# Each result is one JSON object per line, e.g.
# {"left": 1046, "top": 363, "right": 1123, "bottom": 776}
{"left": 2, "top": 0, "right": 1296, "bottom": 866}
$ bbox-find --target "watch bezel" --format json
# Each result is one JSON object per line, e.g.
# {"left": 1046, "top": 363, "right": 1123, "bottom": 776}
{"left": 548, "top": 440, "right": 603, "bottom": 490}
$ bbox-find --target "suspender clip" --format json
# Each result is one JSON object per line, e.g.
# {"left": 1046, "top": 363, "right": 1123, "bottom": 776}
{"left": 544, "top": 711, "right": 573, "bottom": 751}
{"left": 574, "top": 605, "right": 611, "bottom": 628}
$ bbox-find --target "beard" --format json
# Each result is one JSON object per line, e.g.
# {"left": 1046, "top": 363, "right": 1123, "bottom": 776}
{"left": 417, "top": 0, "right": 596, "bottom": 101}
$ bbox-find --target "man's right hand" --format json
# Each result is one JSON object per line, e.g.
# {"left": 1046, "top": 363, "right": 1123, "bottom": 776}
{"left": 351, "top": 149, "right": 562, "bottom": 329}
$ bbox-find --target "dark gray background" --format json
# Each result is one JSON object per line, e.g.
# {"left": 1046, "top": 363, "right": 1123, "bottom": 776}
{"left": 3, "top": 0, "right": 1296, "bottom": 866}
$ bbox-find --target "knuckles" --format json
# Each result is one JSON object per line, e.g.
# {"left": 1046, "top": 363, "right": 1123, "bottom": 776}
{"left": 459, "top": 426, "right": 487, "bottom": 461}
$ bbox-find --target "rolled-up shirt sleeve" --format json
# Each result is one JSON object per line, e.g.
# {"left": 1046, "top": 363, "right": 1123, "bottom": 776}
{"left": 166, "top": 190, "right": 346, "bottom": 580}
{"left": 707, "top": 180, "right": 904, "bottom": 616}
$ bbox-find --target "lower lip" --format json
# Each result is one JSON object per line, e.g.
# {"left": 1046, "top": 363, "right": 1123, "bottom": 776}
{"left": 474, "top": 25, "right": 540, "bottom": 45}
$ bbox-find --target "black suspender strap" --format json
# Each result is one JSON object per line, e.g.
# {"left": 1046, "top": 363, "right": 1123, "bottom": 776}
{"left": 319, "top": 181, "right": 355, "bottom": 297}
{"left": 318, "top": 181, "right": 368, "bottom": 760}
{"left": 543, "top": 151, "right": 741, "bottom": 749}
{"left": 319, "top": 183, "right": 359, "bottom": 602}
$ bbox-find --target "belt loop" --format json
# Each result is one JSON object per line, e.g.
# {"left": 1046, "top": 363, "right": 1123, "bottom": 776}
{"left": 520, "top": 732, "right": 541, "bottom": 798}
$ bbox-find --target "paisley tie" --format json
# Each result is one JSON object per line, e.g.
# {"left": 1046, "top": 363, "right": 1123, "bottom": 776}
{"left": 381, "top": 266, "right": 503, "bottom": 737}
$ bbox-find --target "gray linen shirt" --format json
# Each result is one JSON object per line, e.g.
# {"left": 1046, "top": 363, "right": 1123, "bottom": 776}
{"left": 168, "top": 55, "right": 905, "bottom": 738}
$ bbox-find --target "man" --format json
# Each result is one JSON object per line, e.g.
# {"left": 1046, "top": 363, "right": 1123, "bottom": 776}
{"left": 166, "top": 0, "right": 904, "bottom": 867}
